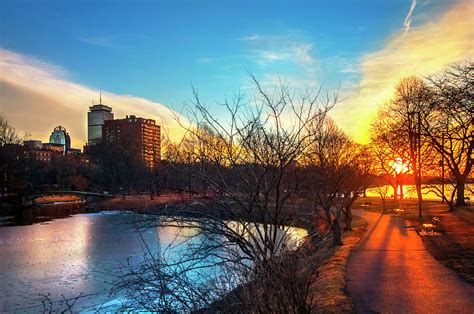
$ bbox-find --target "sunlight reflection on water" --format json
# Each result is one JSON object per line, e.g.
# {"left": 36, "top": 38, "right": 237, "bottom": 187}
{"left": 0, "top": 211, "right": 307, "bottom": 312}
{"left": 366, "top": 184, "right": 473, "bottom": 201}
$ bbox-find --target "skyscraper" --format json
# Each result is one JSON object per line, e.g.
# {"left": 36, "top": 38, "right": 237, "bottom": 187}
{"left": 49, "top": 126, "right": 71, "bottom": 153}
{"left": 103, "top": 115, "right": 161, "bottom": 168}
{"left": 88, "top": 97, "right": 114, "bottom": 145}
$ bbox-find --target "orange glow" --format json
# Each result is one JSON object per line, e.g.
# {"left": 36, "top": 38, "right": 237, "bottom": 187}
{"left": 391, "top": 157, "right": 410, "bottom": 174}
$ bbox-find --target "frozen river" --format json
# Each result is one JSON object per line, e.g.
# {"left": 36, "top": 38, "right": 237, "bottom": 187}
{"left": 0, "top": 210, "right": 306, "bottom": 312}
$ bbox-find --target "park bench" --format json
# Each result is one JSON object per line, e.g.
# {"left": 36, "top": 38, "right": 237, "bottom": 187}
{"left": 392, "top": 208, "right": 406, "bottom": 217}
{"left": 421, "top": 217, "right": 440, "bottom": 235}
{"left": 464, "top": 197, "right": 470, "bottom": 205}
{"left": 360, "top": 202, "right": 371, "bottom": 211}
{"left": 421, "top": 223, "right": 436, "bottom": 234}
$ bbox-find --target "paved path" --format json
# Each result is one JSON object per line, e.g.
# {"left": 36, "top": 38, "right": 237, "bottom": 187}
{"left": 346, "top": 210, "right": 474, "bottom": 313}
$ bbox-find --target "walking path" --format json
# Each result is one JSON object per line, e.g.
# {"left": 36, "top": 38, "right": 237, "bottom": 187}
{"left": 346, "top": 210, "right": 474, "bottom": 313}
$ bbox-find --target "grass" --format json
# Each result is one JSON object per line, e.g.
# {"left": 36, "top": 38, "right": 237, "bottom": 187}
{"left": 354, "top": 196, "right": 474, "bottom": 285}
{"left": 307, "top": 215, "right": 368, "bottom": 312}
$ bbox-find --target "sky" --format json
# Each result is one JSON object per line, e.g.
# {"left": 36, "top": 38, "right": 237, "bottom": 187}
{"left": 0, "top": 0, "right": 473, "bottom": 148}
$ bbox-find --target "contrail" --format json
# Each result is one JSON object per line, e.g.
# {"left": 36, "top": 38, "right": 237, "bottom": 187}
{"left": 403, "top": 0, "right": 417, "bottom": 34}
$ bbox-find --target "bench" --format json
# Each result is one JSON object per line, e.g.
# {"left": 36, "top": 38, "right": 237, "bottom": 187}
{"left": 464, "top": 197, "right": 470, "bottom": 205}
{"left": 392, "top": 208, "right": 406, "bottom": 217}
{"left": 422, "top": 223, "right": 436, "bottom": 234}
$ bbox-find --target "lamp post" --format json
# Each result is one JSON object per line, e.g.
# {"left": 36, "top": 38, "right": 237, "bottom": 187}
{"left": 440, "top": 133, "right": 445, "bottom": 203}
{"left": 408, "top": 111, "right": 422, "bottom": 218}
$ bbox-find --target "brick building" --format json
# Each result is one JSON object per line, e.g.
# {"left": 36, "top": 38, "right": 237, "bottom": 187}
{"left": 103, "top": 115, "right": 161, "bottom": 168}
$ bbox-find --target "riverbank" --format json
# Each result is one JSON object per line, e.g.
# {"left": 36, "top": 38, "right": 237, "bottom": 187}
{"left": 91, "top": 194, "right": 371, "bottom": 311}
{"left": 88, "top": 193, "right": 314, "bottom": 230}
{"left": 353, "top": 197, "right": 474, "bottom": 285}
{"left": 308, "top": 215, "right": 367, "bottom": 312}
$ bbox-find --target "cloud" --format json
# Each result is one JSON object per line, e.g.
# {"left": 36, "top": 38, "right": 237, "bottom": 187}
{"left": 339, "top": 64, "right": 358, "bottom": 74}
{"left": 0, "top": 49, "right": 186, "bottom": 148}
{"left": 238, "top": 34, "right": 261, "bottom": 41}
{"left": 332, "top": 0, "right": 474, "bottom": 144}
{"left": 79, "top": 35, "right": 118, "bottom": 48}
{"left": 241, "top": 33, "right": 317, "bottom": 73}
{"left": 403, "top": 0, "right": 418, "bottom": 34}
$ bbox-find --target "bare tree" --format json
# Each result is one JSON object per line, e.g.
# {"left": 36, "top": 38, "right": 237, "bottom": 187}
{"left": 111, "top": 230, "right": 321, "bottom": 313}
{"left": 370, "top": 77, "right": 437, "bottom": 216}
{"left": 370, "top": 118, "right": 408, "bottom": 200}
{"left": 374, "top": 184, "right": 390, "bottom": 212}
{"left": 0, "top": 114, "right": 28, "bottom": 145}
{"left": 111, "top": 76, "right": 339, "bottom": 311}
{"left": 299, "top": 118, "right": 371, "bottom": 244}
{"left": 162, "top": 76, "right": 336, "bottom": 264}
{"left": 422, "top": 61, "right": 473, "bottom": 207}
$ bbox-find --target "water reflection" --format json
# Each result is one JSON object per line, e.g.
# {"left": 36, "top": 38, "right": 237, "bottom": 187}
{"left": 366, "top": 184, "right": 473, "bottom": 201}
{"left": 9, "top": 202, "right": 86, "bottom": 226}
{"left": 0, "top": 211, "right": 307, "bottom": 312}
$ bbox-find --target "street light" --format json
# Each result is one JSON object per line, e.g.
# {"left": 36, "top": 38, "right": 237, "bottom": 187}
{"left": 408, "top": 110, "right": 422, "bottom": 218}
{"left": 439, "top": 132, "right": 445, "bottom": 203}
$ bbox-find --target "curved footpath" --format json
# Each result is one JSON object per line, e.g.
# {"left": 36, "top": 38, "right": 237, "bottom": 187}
{"left": 346, "top": 210, "right": 474, "bottom": 313}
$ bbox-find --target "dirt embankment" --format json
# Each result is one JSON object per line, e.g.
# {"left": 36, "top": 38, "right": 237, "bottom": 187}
{"left": 308, "top": 216, "right": 367, "bottom": 312}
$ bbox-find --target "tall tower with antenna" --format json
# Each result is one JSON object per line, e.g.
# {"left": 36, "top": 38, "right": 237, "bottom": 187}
{"left": 87, "top": 91, "right": 114, "bottom": 145}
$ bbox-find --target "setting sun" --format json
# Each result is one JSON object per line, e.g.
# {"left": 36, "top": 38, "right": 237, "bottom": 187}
{"left": 391, "top": 157, "right": 411, "bottom": 174}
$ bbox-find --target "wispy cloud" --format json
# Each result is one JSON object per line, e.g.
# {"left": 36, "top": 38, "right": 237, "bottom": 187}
{"left": 238, "top": 34, "right": 261, "bottom": 41}
{"left": 79, "top": 35, "right": 118, "bottom": 48}
{"left": 242, "top": 33, "right": 315, "bottom": 68}
{"left": 403, "top": 0, "right": 418, "bottom": 34}
{"left": 339, "top": 64, "right": 358, "bottom": 74}
{"left": 332, "top": 0, "right": 474, "bottom": 143}
{"left": 0, "top": 49, "right": 186, "bottom": 147}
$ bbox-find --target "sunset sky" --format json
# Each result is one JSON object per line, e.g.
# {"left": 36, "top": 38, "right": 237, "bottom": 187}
{"left": 1, "top": 0, "right": 473, "bottom": 148}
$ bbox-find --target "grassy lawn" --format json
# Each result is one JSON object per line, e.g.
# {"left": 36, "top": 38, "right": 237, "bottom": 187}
{"left": 353, "top": 196, "right": 474, "bottom": 285}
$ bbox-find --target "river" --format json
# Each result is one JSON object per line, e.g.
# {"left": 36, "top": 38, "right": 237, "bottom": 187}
{"left": 0, "top": 210, "right": 307, "bottom": 312}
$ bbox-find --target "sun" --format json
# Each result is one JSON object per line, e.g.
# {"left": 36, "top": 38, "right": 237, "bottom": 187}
{"left": 391, "top": 157, "right": 410, "bottom": 174}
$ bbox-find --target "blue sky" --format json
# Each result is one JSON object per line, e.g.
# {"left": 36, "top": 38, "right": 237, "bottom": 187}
{"left": 1, "top": 0, "right": 472, "bottom": 145}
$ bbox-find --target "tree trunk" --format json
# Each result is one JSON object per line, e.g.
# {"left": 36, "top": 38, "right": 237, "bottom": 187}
{"left": 392, "top": 184, "right": 397, "bottom": 200}
{"left": 415, "top": 174, "right": 423, "bottom": 204}
{"left": 344, "top": 208, "right": 352, "bottom": 231}
{"left": 332, "top": 220, "right": 343, "bottom": 246}
{"left": 455, "top": 180, "right": 466, "bottom": 207}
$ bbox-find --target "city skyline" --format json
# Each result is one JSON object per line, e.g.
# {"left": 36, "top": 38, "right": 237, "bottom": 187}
{"left": 1, "top": 0, "right": 473, "bottom": 147}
